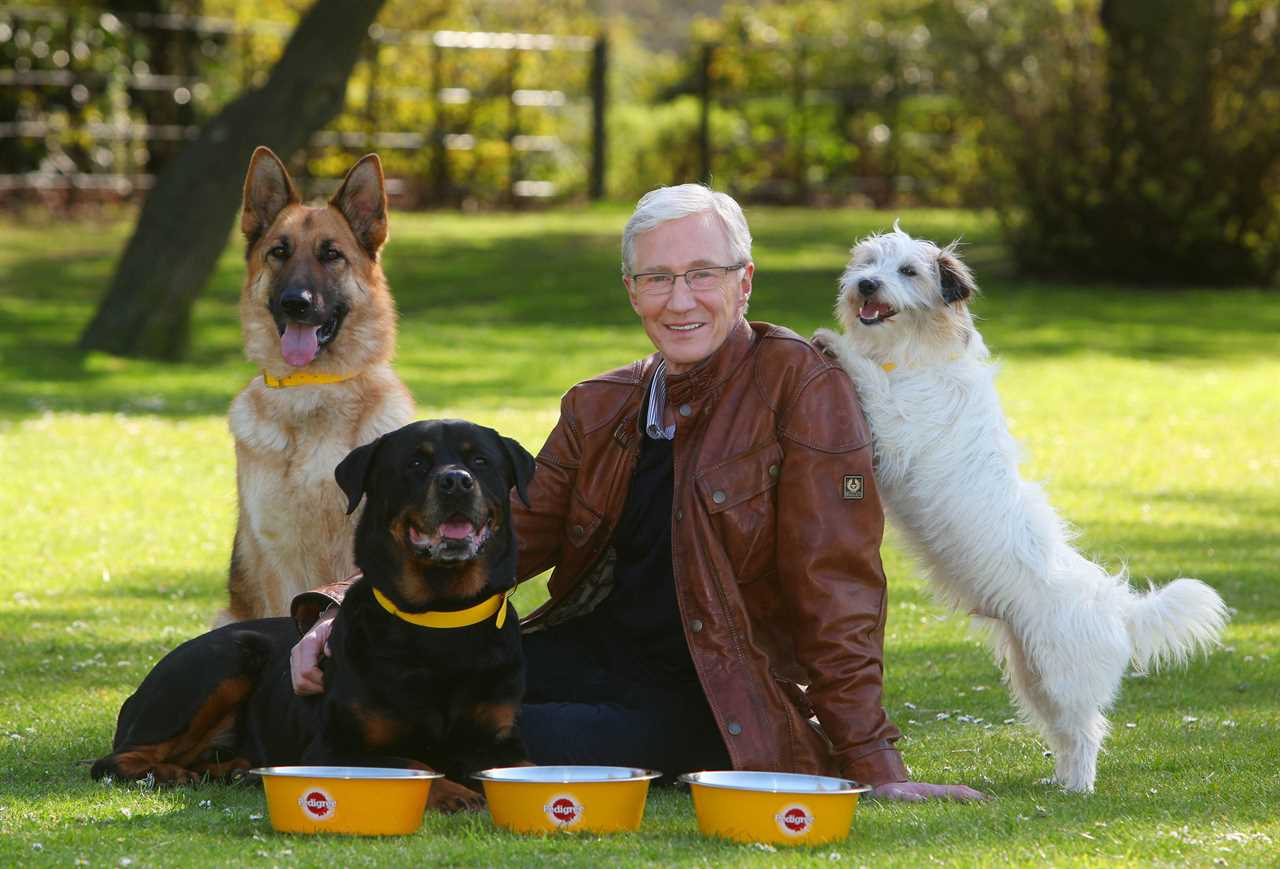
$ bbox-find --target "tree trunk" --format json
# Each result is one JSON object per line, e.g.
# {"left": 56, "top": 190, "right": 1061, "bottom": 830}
{"left": 79, "top": 0, "right": 387, "bottom": 360}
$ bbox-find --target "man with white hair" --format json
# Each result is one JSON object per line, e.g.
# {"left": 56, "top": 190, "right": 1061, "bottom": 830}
{"left": 290, "top": 184, "right": 983, "bottom": 801}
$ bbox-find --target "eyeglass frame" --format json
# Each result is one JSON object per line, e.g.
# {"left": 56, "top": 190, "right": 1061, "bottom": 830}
{"left": 629, "top": 263, "right": 747, "bottom": 296}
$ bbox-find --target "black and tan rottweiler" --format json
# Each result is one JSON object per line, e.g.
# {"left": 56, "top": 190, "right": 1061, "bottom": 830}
{"left": 92, "top": 419, "right": 536, "bottom": 810}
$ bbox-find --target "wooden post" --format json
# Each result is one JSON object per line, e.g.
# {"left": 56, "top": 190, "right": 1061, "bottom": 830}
{"left": 365, "top": 35, "right": 380, "bottom": 140}
{"left": 697, "top": 43, "right": 713, "bottom": 184}
{"left": 589, "top": 34, "right": 608, "bottom": 201}
{"left": 506, "top": 49, "right": 521, "bottom": 207}
{"left": 427, "top": 40, "right": 450, "bottom": 205}
{"left": 792, "top": 39, "right": 809, "bottom": 204}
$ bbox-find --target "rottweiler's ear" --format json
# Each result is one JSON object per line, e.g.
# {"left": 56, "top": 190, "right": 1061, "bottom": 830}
{"left": 938, "top": 242, "right": 978, "bottom": 305}
{"left": 500, "top": 436, "right": 537, "bottom": 507}
{"left": 335, "top": 436, "right": 383, "bottom": 515}
{"left": 242, "top": 146, "right": 299, "bottom": 249}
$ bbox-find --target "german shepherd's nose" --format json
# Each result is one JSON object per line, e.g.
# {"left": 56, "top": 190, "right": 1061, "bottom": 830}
{"left": 280, "top": 287, "right": 315, "bottom": 318}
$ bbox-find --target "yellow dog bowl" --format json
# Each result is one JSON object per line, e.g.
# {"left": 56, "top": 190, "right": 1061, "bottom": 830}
{"left": 252, "top": 766, "right": 442, "bottom": 835}
{"left": 680, "top": 770, "right": 871, "bottom": 846}
{"left": 473, "top": 765, "right": 661, "bottom": 834}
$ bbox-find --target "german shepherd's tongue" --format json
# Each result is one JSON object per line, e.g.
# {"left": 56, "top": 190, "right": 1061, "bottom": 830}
{"left": 281, "top": 323, "right": 320, "bottom": 367}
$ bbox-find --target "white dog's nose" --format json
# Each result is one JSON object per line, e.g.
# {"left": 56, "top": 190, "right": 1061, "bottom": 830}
{"left": 857, "top": 277, "right": 881, "bottom": 297}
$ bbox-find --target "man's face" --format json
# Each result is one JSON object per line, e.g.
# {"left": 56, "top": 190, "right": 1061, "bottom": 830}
{"left": 624, "top": 211, "right": 754, "bottom": 375}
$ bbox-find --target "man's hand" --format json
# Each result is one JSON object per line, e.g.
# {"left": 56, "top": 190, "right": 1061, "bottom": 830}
{"left": 290, "top": 610, "right": 336, "bottom": 695}
{"left": 871, "top": 781, "right": 987, "bottom": 802}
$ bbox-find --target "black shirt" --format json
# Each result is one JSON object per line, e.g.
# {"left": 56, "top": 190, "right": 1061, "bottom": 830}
{"left": 583, "top": 418, "right": 697, "bottom": 683}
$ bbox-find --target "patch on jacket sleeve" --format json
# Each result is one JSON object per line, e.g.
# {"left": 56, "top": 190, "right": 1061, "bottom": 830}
{"left": 842, "top": 474, "right": 865, "bottom": 500}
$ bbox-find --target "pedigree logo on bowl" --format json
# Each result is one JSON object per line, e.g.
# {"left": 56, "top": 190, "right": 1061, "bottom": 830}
{"left": 298, "top": 787, "right": 338, "bottom": 821}
{"left": 776, "top": 804, "right": 814, "bottom": 836}
{"left": 543, "top": 794, "right": 584, "bottom": 827}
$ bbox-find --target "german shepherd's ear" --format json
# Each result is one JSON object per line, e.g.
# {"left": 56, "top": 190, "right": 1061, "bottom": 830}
{"left": 499, "top": 436, "right": 537, "bottom": 508}
{"left": 330, "top": 153, "right": 388, "bottom": 258}
{"left": 241, "top": 146, "right": 300, "bottom": 249}
{"left": 335, "top": 435, "right": 384, "bottom": 516}
{"left": 938, "top": 242, "right": 978, "bottom": 304}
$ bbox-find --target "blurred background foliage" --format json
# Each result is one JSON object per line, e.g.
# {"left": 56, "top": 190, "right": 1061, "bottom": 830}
{"left": 2, "top": 0, "right": 1279, "bottom": 285}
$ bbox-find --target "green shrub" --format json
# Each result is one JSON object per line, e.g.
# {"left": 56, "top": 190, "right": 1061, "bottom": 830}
{"left": 937, "top": 0, "right": 1280, "bottom": 285}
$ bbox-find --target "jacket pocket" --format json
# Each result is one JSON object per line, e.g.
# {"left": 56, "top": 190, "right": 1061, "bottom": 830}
{"left": 696, "top": 441, "right": 783, "bottom": 583}
{"left": 564, "top": 493, "right": 603, "bottom": 549}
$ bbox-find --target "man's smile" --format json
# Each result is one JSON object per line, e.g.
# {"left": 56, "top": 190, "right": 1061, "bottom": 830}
{"left": 667, "top": 322, "right": 704, "bottom": 332}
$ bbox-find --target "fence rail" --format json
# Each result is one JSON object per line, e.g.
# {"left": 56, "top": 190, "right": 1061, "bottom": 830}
{"left": 0, "top": 5, "right": 605, "bottom": 206}
{"left": 2, "top": 5, "right": 954, "bottom": 209}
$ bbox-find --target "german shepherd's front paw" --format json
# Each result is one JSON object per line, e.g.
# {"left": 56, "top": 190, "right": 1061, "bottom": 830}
{"left": 428, "top": 778, "right": 487, "bottom": 813}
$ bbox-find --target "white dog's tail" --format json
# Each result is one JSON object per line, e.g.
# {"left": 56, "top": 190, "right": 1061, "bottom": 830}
{"left": 1125, "top": 578, "right": 1229, "bottom": 672}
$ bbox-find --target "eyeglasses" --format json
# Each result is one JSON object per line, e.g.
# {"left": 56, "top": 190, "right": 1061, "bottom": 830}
{"left": 631, "top": 263, "right": 745, "bottom": 296}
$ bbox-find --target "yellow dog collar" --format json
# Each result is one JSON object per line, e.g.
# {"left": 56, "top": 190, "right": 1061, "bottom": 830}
{"left": 373, "top": 586, "right": 513, "bottom": 629}
{"left": 262, "top": 370, "right": 355, "bottom": 389}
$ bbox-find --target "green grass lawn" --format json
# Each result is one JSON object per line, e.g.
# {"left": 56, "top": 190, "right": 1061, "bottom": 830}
{"left": 0, "top": 205, "right": 1277, "bottom": 867}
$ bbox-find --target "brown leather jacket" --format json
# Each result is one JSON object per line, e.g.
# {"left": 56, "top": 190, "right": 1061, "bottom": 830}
{"left": 293, "top": 319, "right": 907, "bottom": 785}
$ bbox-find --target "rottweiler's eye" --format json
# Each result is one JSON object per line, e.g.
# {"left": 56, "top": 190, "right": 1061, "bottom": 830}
{"left": 409, "top": 457, "right": 426, "bottom": 471}
{"left": 470, "top": 455, "right": 489, "bottom": 467}
{"left": 899, "top": 264, "right": 917, "bottom": 277}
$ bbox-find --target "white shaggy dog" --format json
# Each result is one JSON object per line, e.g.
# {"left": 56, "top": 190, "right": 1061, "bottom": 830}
{"left": 814, "top": 226, "right": 1229, "bottom": 792}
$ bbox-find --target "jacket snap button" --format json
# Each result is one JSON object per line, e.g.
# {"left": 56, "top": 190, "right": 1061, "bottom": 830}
{"left": 675, "top": 508, "right": 684, "bottom": 521}
{"left": 727, "top": 722, "right": 743, "bottom": 736}
{"left": 690, "top": 618, "right": 704, "bottom": 632}
{"left": 712, "top": 490, "right": 726, "bottom": 504}
{"left": 572, "top": 524, "right": 584, "bottom": 537}
{"left": 679, "top": 403, "right": 692, "bottom": 417}
{"left": 768, "top": 464, "right": 779, "bottom": 478}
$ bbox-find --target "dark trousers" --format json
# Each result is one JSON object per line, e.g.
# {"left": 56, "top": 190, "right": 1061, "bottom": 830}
{"left": 518, "top": 622, "right": 730, "bottom": 780}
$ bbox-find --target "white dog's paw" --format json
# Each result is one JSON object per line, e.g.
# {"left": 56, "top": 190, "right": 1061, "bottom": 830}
{"left": 840, "top": 351, "right": 891, "bottom": 400}
{"left": 813, "top": 328, "right": 892, "bottom": 411}
{"left": 811, "top": 328, "right": 844, "bottom": 360}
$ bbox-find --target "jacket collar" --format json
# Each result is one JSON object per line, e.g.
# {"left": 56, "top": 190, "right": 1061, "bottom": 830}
{"left": 659, "top": 318, "right": 756, "bottom": 407}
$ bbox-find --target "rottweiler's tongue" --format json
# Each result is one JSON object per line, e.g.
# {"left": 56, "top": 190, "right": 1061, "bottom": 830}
{"left": 439, "top": 520, "right": 476, "bottom": 540}
{"left": 281, "top": 323, "right": 320, "bottom": 367}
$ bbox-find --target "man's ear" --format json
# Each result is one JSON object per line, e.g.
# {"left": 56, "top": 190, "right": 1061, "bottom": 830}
{"left": 623, "top": 275, "right": 643, "bottom": 315}
{"left": 499, "top": 435, "right": 537, "bottom": 507}
{"left": 738, "top": 261, "right": 754, "bottom": 312}
{"left": 241, "top": 146, "right": 300, "bottom": 249}
{"left": 330, "top": 153, "right": 388, "bottom": 257}
{"left": 938, "top": 243, "right": 978, "bottom": 304}
{"left": 334, "top": 435, "right": 384, "bottom": 515}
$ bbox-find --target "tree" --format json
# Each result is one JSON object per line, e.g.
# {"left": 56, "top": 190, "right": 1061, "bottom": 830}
{"left": 936, "top": 0, "right": 1280, "bottom": 285}
{"left": 79, "top": 0, "right": 387, "bottom": 360}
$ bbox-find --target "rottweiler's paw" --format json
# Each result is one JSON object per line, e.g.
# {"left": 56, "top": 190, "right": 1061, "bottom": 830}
{"left": 195, "top": 757, "right": 252, "bottom": 783}
{"left": 151, "top": 764, "right": 201, "bottom": 786}
{"left": 428, "top": 779, "right": 487, "bottom": 813}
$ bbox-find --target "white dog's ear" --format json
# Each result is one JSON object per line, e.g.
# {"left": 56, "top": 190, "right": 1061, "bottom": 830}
{"left": 938, "top": 244, "right": 977, "bottom": 304}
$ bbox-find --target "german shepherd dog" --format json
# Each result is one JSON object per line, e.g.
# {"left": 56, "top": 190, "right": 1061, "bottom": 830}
{"left": 93, "top": 419, "right": 536, "bottom": 812}
{"left": 219, "top": 147, "right": 414, "bottom": 625}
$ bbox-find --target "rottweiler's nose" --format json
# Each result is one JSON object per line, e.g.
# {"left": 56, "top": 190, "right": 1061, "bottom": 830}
{"left": 438, "top": 468, "right": 475, "bottom": 494}
{"left": 857, "top": 278, "right": 881, "bottom": 297}
{"left": 280, "top": 288, "right": 314, "bottom": 318}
